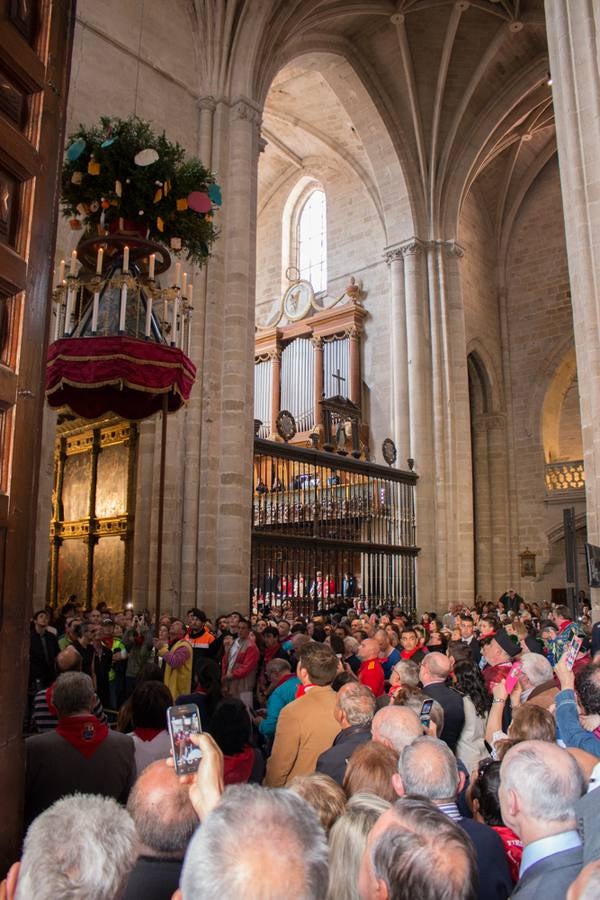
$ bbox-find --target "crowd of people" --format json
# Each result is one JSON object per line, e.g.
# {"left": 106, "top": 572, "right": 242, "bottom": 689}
{"left": 8, "top": 590, "right": 600, "bottom": 899}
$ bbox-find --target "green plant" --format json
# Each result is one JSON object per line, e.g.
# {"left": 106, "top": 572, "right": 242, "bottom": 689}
{"left": 61, "top": 116, "right": 220, "bottom": 265}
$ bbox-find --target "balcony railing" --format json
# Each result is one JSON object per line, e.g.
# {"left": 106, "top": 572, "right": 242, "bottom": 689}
{"left": 545, "top": 460, "right": 585, "bottom": 496}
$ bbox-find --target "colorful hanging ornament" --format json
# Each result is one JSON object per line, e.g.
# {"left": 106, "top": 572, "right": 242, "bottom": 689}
{"left": 69, "top": 218, "right": 82, "bottom": 230}
{"left": 89, "top": 200, "right": 100, "bottom": 212}
{"left": 66, "top": 139, "right": 86, "bottom": 161}
{"left": 187, "top": 191, "right": 212, "bottom": 213}
{"left": 71, "top": 171, "right": 83, "bottom": 185}
{"left": 100, "top": 137, "right": 115, "bottom": 148}
{"left": 176, "top": 198, "right": 188, "bottom": 211}
{"left": 101, "top": 198, "right": 110, "bottom": 209}
{"left": 153, "top": 188, "right": 163, "bottom": 203}
{"left": 163, "top": 180, "right": 171, "bottom": 196}
{"left": 134, "top": 148, "right": 159, "bottom": 166}
{"left": 170, "top": 237, "right": 182, "bottom": 250}
{"left": 115, "top": 180, "right": 122, "bottom": 197}
{"left": 208, "top": 183, "right": 222, "bottom": 205}
{"left": 88, "top": 159, "right": 101, "bottom": 176}
{"left": 156, "top": 216, "right": 164, "bottom": 232}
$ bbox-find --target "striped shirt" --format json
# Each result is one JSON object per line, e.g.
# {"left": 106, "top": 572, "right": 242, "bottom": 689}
{"left": 31, "top": 687, "right": 107, "bottom": 733}
{"left": 437, "top": 801, "right": 462, "bottom": 822}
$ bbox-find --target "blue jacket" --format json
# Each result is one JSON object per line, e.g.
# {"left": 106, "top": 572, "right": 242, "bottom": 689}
{"left": 259, "top": 675, "right": 300, "bottom": 738}
{"left": 555, "top": 689, "right": 600, "bottom": 754}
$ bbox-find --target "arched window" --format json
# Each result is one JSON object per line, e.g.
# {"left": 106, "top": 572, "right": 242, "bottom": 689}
{"left": 297, "top": 189, "right": 327, "bottom": 293}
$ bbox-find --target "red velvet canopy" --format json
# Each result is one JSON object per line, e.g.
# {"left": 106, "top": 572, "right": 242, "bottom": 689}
{"left": 46, "top": 336, "right": 196, "bottom": 419}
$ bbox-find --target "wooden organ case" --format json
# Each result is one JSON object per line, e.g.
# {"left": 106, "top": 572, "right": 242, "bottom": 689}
{"left": 254, "top": 279, "right": 368, "bottom": 454}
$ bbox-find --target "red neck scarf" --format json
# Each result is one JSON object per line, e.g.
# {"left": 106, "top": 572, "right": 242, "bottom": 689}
{"left": 134, "top": 727, "right": 164, "bottom": 742}
{"left": 223, "top": 746, "right": 255, "bottom": 785}
{"left": 56, "top": 715, "right": 109, "bottom": 759}
{"left": 276, "top": 672, "right": 296, "bottom": 689}
{"left": 45, "top": 683, "right": 58, "bottom": 717}
{"left": 295, "top": 683, "right": 317, "bottom": 699}
{"left": 401, "top": 646, "right": 421, "bottom": 660}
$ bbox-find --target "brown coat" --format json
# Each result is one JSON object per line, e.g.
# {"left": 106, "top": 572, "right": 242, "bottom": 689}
{"left": 264, "top": 685, "right": 341, "bottom": 786}
{"left": 525, "top": 679, "right": 558, "bottom": 710}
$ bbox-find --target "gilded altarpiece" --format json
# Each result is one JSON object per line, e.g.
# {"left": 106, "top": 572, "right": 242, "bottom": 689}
{"left": 49, "top": 416, "right": 137, "bottom": 608}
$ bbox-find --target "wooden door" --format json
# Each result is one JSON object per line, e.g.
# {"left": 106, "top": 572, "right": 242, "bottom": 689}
{"left": 0, "top": 0, "right": 74, "bottom": 873}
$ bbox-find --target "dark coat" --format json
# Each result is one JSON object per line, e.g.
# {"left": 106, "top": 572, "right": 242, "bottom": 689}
{"left": 576, "top": 786, "right": 600, "bottom": 865}
{"left": 511, "top": 846, "right": 583, "bottom": 899}
{"left": 29, "top": 629, "right": 60, "bottom": 689}
{"left": 316, "top": 724, "right": 372, "bottom": 785}
{"left": 458, "top": 816, "right": 513, "bottom": 900}
{"left": 123, "top": 856, "right": 183, "bottom": 900}
{"left": 462, "top": 637, "right": 481, "bottom": 665}
{"left": 25, "top": 728, "right": 135, "bottom": 827}
{"left": 422, "top": 681, "right": 465, "bottom": 753}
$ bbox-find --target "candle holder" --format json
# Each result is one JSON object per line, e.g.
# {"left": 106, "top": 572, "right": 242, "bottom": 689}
{"left": 51, "top": 235, "right": 193, "bottom": 354}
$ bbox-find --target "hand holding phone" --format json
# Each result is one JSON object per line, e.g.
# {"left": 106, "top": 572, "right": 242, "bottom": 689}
{"left": 167, "top": 704, "right": 202, "bottom": 776}
{"left": 420, "top": 698, "right": 434, "bottom": 728}
{"left": 564, "top": 636, "right": 583, "bottom": 671}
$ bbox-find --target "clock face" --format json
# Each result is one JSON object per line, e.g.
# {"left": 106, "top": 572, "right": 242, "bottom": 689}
{"left": 282, "top": 280, "right": 314, "bottom": 322}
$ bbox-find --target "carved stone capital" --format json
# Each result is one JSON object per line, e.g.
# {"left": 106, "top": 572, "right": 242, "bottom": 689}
{"left": 267, "top": 347, "right": 282, "bottom": 361}
{"left": 444, "top": 240, "right": 465, "bottom": 259}
{"left": 402, "top": 241, "right": 424, "bottom": 257}
{"left": 384, "top": 247, "right": 404, "bottom": 265}
{"left": 311, "top": 335, "right": 323, "bottom": 349}
{"left": 197, "top": 96, "right": 217, "bottom": 112}
{"left": 233, "top": 98, "right": 262, "bottom": 127}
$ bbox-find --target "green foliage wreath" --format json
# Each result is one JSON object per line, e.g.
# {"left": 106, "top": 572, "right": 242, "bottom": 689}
{"left": 61, "top": 116, "right": 221, "bottom": 266}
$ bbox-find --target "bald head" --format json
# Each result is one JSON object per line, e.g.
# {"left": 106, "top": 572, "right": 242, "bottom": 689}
{"left": 358, "top": 638, "right": 380, "bottom": 661}
{"left": 56, "top": 644, "right": 82, "bottom": 673}
{"left": 420, "top": 652, "right": 450, "bottom": 683}
{"left": 127, "top": 759, "right": 198, "bottom": 855}
{"left": 372, "top": 706, "right": 423, "bottom": 754}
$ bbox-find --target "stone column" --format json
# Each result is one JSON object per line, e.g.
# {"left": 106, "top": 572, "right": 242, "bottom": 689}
{"left": 385, "top": 247, "right": 410, "bottom": 463}
{"left": 196, "top": 97, "right": 262, "bottom": 617}
{"left": 545, "top": 0, "right": 600, "bottom": 618}
{"left": 312, "top": 335, "right": 324, "bottom": 429}
{"left": 403, "top": 239, "right": 435, "bottom": 607}
{"left": 179, "top": 96, "right": 216, "bottom": 610}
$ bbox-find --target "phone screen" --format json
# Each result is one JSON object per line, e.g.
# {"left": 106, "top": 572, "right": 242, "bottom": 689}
{"left": 167, "top": 704, "right": 202, "bottom": 775}
{"left": 420, "top": 699, "right": 434, "bottom": 727}
{"left": 564, "top": 636, "right": 583, "bottom": 671}
{"left": 504, "top": 661, "right": 523, "bottom": 694}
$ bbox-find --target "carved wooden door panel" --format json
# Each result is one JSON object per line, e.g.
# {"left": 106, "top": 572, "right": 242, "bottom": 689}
{"left": 0, "top": 0, "right": 74, "bottom": 872}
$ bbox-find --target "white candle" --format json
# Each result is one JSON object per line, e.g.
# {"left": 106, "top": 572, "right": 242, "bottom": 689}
{"left": 148, "top": 253, "right": 156, "bottom": 280}
{"left": 174, "top": 261, "right": 181, "bottom": 287}
{"left": 182, "top": 272, "right": 188, "bottom": 297}
{"left": 145, "top": 294, "right": 153, "bottom": 337}
{"left": 58, "top": 259, "right": 65, "bottom": 284}
{"left": 180, "top": 315, "right": 186, "bottom": 351}
{"left": 96, "top": 247, "right": 104, "bottom": 275}
{"left": 122, "top": 245, "right": 130, "bottom": 272}
{"left": 69, "top": 250, "right": 77, "bottom": 275}
{"left": 91, "top": 291, "right": 100, "bottom": 333}
{"left": 187, "top": 283, "right": 193, "bottom": 307}
{"left": 65, "top": 288, "right": 75, "bottom": 334}
{"left": 119, "top": 284, "right": 127, "bottom": 332}
{"left": 171, "top": 296, "right": 178, "bottom": 346}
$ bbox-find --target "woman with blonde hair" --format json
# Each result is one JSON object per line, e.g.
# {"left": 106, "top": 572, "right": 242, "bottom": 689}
{"left": 327, "top": 792, "right": 391, "bottom": 900}
{"left": 287, "top": 772, "right": 346, "bottom": 833}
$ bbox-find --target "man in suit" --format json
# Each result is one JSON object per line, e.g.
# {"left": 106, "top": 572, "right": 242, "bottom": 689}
{"left": 264, "top": 641, "right": 341, "bottom": 786}
{"left": 28, "top": 609, "right": 60, "bottom": 690}
{"left": 394, "top": 736, "right": 512, "bottom": 900}
{"left": 24, "top": 671, "right": 135, "bottom": 826}
{"left": 420, "top": 651, "right": 465, "bottom": 753}
{"left": 499, "top": 740, "right": 585, "bottom": 899}
{"left": 459, "top": 615, "right": 481, "bottom": 664}
{"left": 316, "top": 681, "right": 374, "bottom": 785}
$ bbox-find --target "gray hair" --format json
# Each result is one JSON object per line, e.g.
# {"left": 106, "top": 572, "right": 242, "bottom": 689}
{"left": 398, "top": 737, "right": 459, "bottom": 801}
{"left": 52, "top": 672, "right": 95, "bottom": 717}
{"left": 127, "top": 760, "right": 198, "bottom": 853}
{"left": 343, "top": 636, "right": 359, "bottom": 655}
{"left": 15, "top": 794, "right": 136, "bottom": 900}
{"left": 500, "top": 740, "right": 584, "bottom": 823}
{"left": 338, "top": 682, "right": 376, "bottom": 727}
{"left": 266, "top": 658, "right": 291, "bottom": 678}
{"left": 372, "top": 706, "right": 423, "bottom": 754}
{"left": 391, "top": 659, "right": 420, "bottom": 688}
{"left": 327, "top": 793, "right": 391, "bottom": 900}
{"left": 370, "top": 798, "right": 477, "bottom": 900}
{"left": 520, "top": 653, "right": 553, "bottom": 688}
{"left": 180, "top": 784, "right": 328, "bottom": 899}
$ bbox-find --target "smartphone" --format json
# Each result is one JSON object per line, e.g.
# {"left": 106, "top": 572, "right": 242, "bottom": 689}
{"left": 504, "top": 661, "right": 523, "bottom": 694}
{"left": 420, "top": 698, "right": 434, "bottom": 728}
{"left": 564, "top": 636, "right": 583, "bottom": 671}
{"left": 167, "top": 704, "right": 202, "bottom": 775}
